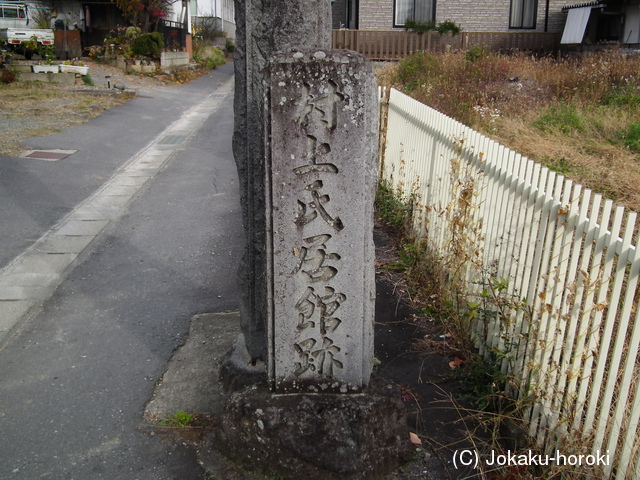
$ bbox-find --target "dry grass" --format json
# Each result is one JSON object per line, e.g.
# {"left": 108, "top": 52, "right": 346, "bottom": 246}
{"left": 377, "top": 47, "right": 640, "bottom": 212}
{"left": 0, "top": 81, "right": 133, "bottom": 157}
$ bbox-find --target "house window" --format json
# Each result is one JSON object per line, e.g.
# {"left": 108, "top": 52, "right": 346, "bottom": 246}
{"left": 510, "top": 0, "right": 537, "bottom": 29}
{"left": 394, "top": 0, "right": 435, "bottom": 27}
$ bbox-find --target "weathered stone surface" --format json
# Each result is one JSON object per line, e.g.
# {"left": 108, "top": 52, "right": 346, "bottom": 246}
{"left": 265, "top": 49, "right": 378, "bottom": 393}
{"left": 218, "top": 333, "right": 267, "bottom": 392}
{"left": 233, "top": 0, "right": 333, "bottom": 362}
{"left": 217, "top": 377, "right": 413, "bottom": 480}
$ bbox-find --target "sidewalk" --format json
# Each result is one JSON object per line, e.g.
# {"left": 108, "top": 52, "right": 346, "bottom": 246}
{"left": 0, "top": 64, "right": 242, "bottom": 479}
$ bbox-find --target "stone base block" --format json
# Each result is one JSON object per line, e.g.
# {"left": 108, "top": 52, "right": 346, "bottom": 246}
{"left": 216, "top": 377, "right": 413, "bottom": 480}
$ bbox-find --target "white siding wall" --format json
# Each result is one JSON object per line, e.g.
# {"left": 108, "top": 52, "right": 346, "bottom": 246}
{"left": 190, "top": 0, "right": 235, "bottom": 37}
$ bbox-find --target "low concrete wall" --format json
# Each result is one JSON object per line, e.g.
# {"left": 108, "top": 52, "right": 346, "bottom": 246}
{"left": 160, "top": 51, "right": 190, "bottom": 68}
{"left": 9, "top": 64, "right": 34, "bottom": 73}
{"left": 18, "top": 72, "right": 77, "bottom": 84}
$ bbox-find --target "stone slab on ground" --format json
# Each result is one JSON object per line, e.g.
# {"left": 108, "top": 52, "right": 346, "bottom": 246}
{"left": 145, "top": 312, "right": 240, "bottom": 419}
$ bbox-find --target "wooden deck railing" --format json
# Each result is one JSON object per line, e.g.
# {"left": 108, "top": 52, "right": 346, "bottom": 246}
{"left": 332, "top": 30, "right": 561, "bottom": 60}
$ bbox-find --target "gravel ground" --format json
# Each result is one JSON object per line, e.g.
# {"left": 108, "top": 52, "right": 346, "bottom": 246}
{"left": 79, "top": 61, "right": 173, "bottom": 91}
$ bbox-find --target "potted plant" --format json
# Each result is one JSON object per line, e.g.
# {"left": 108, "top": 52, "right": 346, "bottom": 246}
{"left": 59, "top": 60, "right": 88, "bottom": 75}
{"left": 33, "top": 63, "right": 59, "bottom": 73}
{"left": 2, "top": 51, "right": 13, "bottom": 65}
{"left": 33, "top": 44, "right": 58, "bottom": 72}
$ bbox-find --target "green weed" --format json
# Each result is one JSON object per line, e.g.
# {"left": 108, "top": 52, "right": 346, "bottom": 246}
{"left": 375, "top": 180, "right": 415, "bottom": 237}
{"left": 396, "top": 52, "right": 439, "bottom": 93}
{"left": 618, "top": 122, "right": 640, "bottom": 153}
{"left": 465, "top": 45, "right": 488, "bottom": 63}
{"left": 81, "top": 74, "right": 94, "bottom": 86}
{"left": 602, "top": 85, "right": 640, "bottom": 108}
{"left": 159, "top": 410, "right": 195, "bottom": 427}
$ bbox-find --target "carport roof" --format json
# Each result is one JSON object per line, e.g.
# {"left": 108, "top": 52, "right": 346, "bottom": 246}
{"left": 562, "top": 2, "right": 606, "bottom": 11}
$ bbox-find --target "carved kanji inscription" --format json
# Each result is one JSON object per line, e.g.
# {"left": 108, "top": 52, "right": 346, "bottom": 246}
{"left": 267, "top": 50, "right": 377, "bottom": 394}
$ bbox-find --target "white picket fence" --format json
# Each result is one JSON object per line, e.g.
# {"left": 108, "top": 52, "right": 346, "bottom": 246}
{"left": 380, "top": 87, "right": 640, "bottom": 479}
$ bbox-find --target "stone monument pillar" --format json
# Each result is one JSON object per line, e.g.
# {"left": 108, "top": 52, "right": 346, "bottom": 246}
{"left": 233, "top": 0, "right": 333, "bottom": 362}
{"left": 265, "top": 50, "right": 377, "bottom": 393}
{"left": 219, "top": 2, "right": 413, "bottom": 477}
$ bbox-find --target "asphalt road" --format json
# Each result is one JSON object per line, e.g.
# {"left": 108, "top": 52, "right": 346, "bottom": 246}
{"left": 0, "top": 62, "right": 243, "bottom": 479}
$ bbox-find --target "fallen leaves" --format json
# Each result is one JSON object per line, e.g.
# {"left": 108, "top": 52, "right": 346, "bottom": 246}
{"left": 449, "top": 356, "right": 464, "bottom": 370}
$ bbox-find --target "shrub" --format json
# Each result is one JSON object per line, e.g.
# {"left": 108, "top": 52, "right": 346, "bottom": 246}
{"left": 125, "top": 26, "right": 141, "bottom": 40}
{"left": 0, "top": 67, "right": 15, "bottom": 84}
{"left": 194, "top": 45, "right": 226, "bottom": 69}
{"left": 436, "top": 20, "right": 461, "bottom": 36}
{"left": 404, "top": 19, "right": 436, "bottom": 35}
{"left": 404, "top": 19, "right": 461, "bottom": 36}
{"left": 204, "top": 46, "right": 225, "bottom": 69}
{"left": 131, "top": 32, "right": 164, "bottom": 59}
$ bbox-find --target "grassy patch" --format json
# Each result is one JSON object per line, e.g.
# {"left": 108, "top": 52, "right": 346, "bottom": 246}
{"left": 0, "top": 81, "right": 131, "bottom": 156}
{"left": 618, "top": 122, "right": 640, "bottom": 153}
{"left": 377, "top": 48, "right": 640, "bottom": 212}
{"left": 602, "top": 85, "right": 640, "bottom": 107}
{"left": 533, "top": 103, "right": 584, "bottom": 134}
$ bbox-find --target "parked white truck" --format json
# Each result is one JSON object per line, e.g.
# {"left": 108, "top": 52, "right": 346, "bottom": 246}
{"left": 0, "top": 2, "right": 54, "bottom": 60}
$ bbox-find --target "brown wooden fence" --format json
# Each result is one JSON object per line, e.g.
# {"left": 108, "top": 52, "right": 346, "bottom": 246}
{"left": 332, "top": 30, "right": 561, "bottom": 60}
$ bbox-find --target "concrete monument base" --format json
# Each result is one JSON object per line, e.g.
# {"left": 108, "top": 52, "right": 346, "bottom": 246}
{"left": 219, "top": 333, "right": 268, "bottom": 392}
{"left": 216, "top": 377, "right": 413, "bottom": 480}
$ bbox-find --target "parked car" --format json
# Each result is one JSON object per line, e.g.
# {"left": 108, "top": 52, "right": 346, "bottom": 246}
{"left": 0, "top": 3, "right": 54, "bottom": 60}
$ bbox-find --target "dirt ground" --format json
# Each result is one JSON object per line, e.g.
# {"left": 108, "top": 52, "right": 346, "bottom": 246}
{"left": 373, "top": 226, "right": 482, "bottom": 480}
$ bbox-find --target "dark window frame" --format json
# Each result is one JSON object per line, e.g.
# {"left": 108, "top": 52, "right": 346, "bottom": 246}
{"left": 393, "top": 0, "right": 436, "bottom": 28}
{"left": 509, "top": 0, "right": 538, "bottom": 29}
